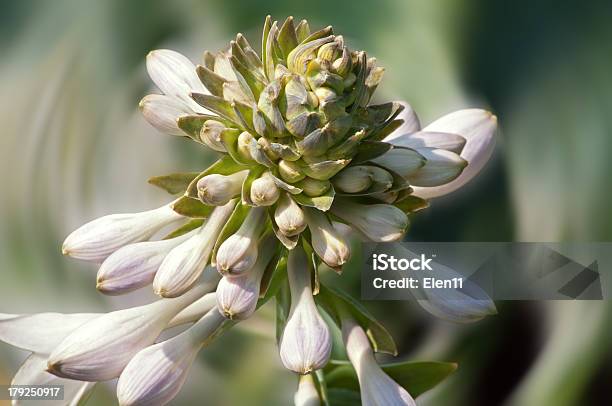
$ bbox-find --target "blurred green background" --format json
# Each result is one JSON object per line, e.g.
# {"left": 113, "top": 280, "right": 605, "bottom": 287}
{"left": 1, "top": 0, "right": 611, "bottom": 405}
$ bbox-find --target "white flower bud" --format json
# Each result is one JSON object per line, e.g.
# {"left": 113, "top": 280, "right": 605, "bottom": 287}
{"left": 279, "top": 247, "right": 332, "bottom": 374}
{"left": 407, "top": 148, "right": 467, "bottom": 187}
{"left": 216, "top": 207, "right": 267, "bottom": 275}
{"left": 411, "top": 109, "right": 497, "bottom": 198}
{"left": 331, "top": 200, "right": 408, "bottom": 242}
{"left": 154, "top": 201, "right": 235, "bottom": 297}
{"left": 332, "top": 166, "right": 373, "bottom": 193}
{"left": 294, "top": 374, "right": 321, "bottom": 406}
{"left": 216, "top": 235, "right": 276, "bottom": 320}
{"left": 342, "top": 320, "right": 415, "bottom": 406}
{"left": 303, "top": 208, "right": 350, "bottom": 269}
{"left": 97, "top": 230, "right": 196, "bottom": 295}
{"left": 62, "top": 203, "right": 183, "bottom": 263}
{"left": 250, "top": 174, "right": 281, "bottom": 206}
{"left": 117, "top": 309, "right": 225, "bottom": 406}
{"left": 47, "top": 286, "right": 206, "bottom": 381}
{"left": 274, "top": 193, "right": 307, "bottom": 237}
{"left": 371, "top": 148, "right": 425, "bottom": 177}
{"left": 197, "top": 170, "right": 248, "bottom": 205}
{"left": 139, "top": 94, "right": 190, "bottom": 136}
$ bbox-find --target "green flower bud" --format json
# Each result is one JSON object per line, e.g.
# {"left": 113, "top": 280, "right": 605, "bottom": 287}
{"left": 297, "top": 177, "right": 331, "bottom": 197}
{"left": 279, "top": 159, "right": 306, "bottom": 183}
{"left": 332, "top": 166, "right": 373, "bottom": 193}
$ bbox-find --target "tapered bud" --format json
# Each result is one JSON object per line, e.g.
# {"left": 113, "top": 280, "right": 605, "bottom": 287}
{"left": 139, "top": 94, "right": 189, "bottom": 136}
{"left": 154, "top": 201, "right": 235, "bottom": 297}
{"left": 294, "top": 374, "right": 321, "bottom": 406}
{"left": 303, "top": 207, "right": 350, "bottom": 269}
{"left": 342, "top": 319, "right": 416, "bottom": 406}
{"left": 250, "top": 174, "right": 281, "bottom": 206}
{"left": 407, "top": 148, "right": 467, "bottom": 187}
{"left": 331, "top": 200, "right": 408, "bottom": 242}
{"left": 199, "top": 120, "right": 228, "bottom": 152}
{"left": 117, "top": 309, "right": 225, "bottom": 406}
{"left": 279, "top": 247, "right": 332, "bottom": 374}
{"left": 62, "top": 203, "right": 183, "bottom": 263}
{"left": 197, "top": 171, "right": 248, "bottom": 205}
{"left": 237, "top": 131, "right": 256, "bottom": 161}
{"left": 216, "top": 235, "right": 276, "bottom": 320}
{"left": 274, "top": 193, "right": 307, "bottom": 237}
{"left": 332, "top": 166, "right": 373, "bottom": 193}
{"left": 366, "top": 166, "right": 393, "bottom": 189}
{"left": 371, "top": 148, "right": 425, "bottom": 177}
{"left": 216, "top": 207, "right": 267, "bottom": 275}
{"left": 297, "top": 177, "right": 331, "bottom": 197}
{"left": 97, "top": 230, "right": 195, "bottom": 295}
{"left": 279, "top": 159, "right": 306, "bottom": 183}
{"left": 47, "top": 286, "right": 206, "bottom": 381}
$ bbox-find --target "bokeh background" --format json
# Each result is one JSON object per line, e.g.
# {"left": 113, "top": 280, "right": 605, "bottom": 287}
{"left": 1, "top": 0, "right": 611, "bottom": 405}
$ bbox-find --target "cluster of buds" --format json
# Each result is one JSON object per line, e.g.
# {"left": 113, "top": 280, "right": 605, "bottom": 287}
{"left": 0, "top": 16, "right": 497, "bottom": 406}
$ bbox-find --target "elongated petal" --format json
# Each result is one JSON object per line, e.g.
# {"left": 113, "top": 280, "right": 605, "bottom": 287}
{"left": 382, "top": 101, "right": 421, "bottom": 142}
{"left": 0, "top": 313, "right": 97, "bottom": 354}
{"left": 294, "top": 374, "right": 320, "bottom": 406}
{"left": 407, "top": 148, "right": 467, "bottom": 187}
{"left": 342, "top": 320, "right": 415, "bottom": 406}
{"left": 117, "top": 309, "right": 225, "bottom": 406}
{"left": 386, "top": 131, "right": 467, "bottom": 154}
{"left": 154, "top": 202, "right": 235, "bottom": 297}
{"left": 11, "top": 354, "right": 95, "bottom": 406}
{"left": 371, "top": 148, "right": 425, "bottom": 178}
{"left": 280, "top": 247, "right": 331, "bottom": 374}
{"left": 139, "top": 94, "right": 190, "bottom": 135}
{"left": 62, "top": 204, "right": 183, "bottom": 263}
{"left": 413, "top": 109, "right": 497, "bottom": 198}
{"left": 168, "top": 291, "right": 217, "bottom": 328}
{"left": 146, "top": 49, "right": 209, "bottom": 112}
{"left": 47, "top": 286, "right": 205, "bottom": 381}
{"left": 97, "top": 231, "right": 195, "bottom": 295}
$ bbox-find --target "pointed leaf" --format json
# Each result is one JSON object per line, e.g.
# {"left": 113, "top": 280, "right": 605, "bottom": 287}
{"left": 171, "top": 196, "right": 214, "bottom": 218}
{"left": 148, "top": 172, "right": 201, "bottom": 195}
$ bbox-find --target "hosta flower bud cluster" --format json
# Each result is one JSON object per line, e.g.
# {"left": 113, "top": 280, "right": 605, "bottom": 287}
{"left": 0, "top": 16, "right": 497, "bottom": 406}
